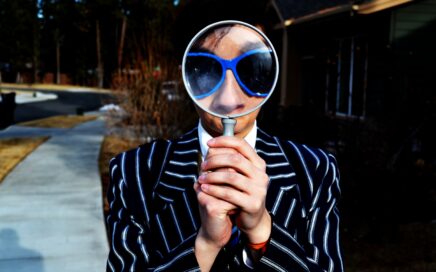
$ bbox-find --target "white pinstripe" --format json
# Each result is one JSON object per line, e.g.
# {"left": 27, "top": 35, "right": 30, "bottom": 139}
{"left": 174, "top": 149, "right": 198, "bottom": 155}
{"left": 256, "top": 149, "right": 284, "bottom": 157}
{"left": 136, "top": 147, "right": 150, "bottom": 222}
{"left": 112, "top": 222, "right": 125, "bottom": 270}
{"left": 309, "top": 208, "right": 320, "bottom": 262}
{"left": 156, "top": 214, "right": 170, "bottom": 252}
{"left": 154, "top": 248, "right": 195, "bottom": 271}
{"left": 147, "top": 141, "right": 156, "bottom": 169}
{"left": 271, "top": 184, "right": 296, "bottom": 215}
{"left": 303, "top": 145, "right": 320, "bottom": 169}
{"left": 257, "top": 137, "right": 278, "bottom": 147}
{"left": 271, "top": 239, "right": 310, "bottom": 271}
{"left": 267, "top": 162, "right": 290, "bottom": 168}
{"left": 178, "top": 137, "right": 198, "bottom": 144}
{"left": 170, "top": 204, "right": 184, "bottom": 241}
{"left": 288, "top": 141, "right": 314, "bottom": 196}
{"left": 169, "top": 160, "right": 198, "bottom": 166}
{"left": 284, "top": 198, "right": 297, "bottom": 228}
{"left": 182, "top": 193, "right": 197, "bottom": 230}
{"left": 164, "top": 171, "right": 197, "bottom": 182}
{"left": 260, "top": 257, "right": 287, "bottom": 272}
{"left": 122, "top": 226, "right": 137, "bottom": 272}
{"left": 324, "top": 199, "right": 336, "bottom": 272}
{"left": 269, "top": 172, "right": 296, "bottom": 181}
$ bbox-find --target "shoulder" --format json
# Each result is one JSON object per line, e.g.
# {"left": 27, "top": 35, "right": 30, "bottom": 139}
{"left": 283, "top": 139, "right": 336, "bottom": 172}
{"left": 258, "top": 127, "right": 336, "bottom": 169}
{"left": 108, "top": 139, "right": 171, "bottom": 187}
{"left": 260, "top": 128, "right": 339, "bottom": 190}
{"left": 109, "top": 127, "right": 198, "bottom": 175}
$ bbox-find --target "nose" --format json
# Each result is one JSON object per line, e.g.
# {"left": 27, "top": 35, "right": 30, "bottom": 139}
{"left": 210, "top": 70, "right": 245, "bottom": 115}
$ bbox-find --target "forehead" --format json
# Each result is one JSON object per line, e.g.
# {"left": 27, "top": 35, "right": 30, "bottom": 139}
{"left": 198, "top": 24, "right": 268, "bottom": 54}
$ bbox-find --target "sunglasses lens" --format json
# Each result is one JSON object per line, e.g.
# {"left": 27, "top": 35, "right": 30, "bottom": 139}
{"left": 185, "top": 56, "right": 222, "bottom": 97}
{"left": 237, "top": 52, "right": 275, "bottom": 96}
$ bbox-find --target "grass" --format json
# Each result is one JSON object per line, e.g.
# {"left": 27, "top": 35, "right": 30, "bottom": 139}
{"left": 0, "top": 137, "right": 49, "bottom": 184}
{"left": 18, "top": 115, "right": 97, "bottom": 129}
{"left": 98, "top": 135, "right": 142, "bottom": 217}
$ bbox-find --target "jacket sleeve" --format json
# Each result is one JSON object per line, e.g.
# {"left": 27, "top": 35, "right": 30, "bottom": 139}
{"left": 251, "top": 148, "right": 344, "bottom": 272}
{"left": 106, "top": 148, "right": 201, "bottom": 272}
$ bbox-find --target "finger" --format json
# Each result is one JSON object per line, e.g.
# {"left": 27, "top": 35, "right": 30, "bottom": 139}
{"left": 206, "top": 147, "right": 238, "bottom": 159}
{"left": 207, "top": 137, "right": 265, "bottom": 170}
{"left": 201, "top": 153, "right": 259, "bottom": 178}
{"left": 198, "top": 171, "right": 250, "bottom": 193}
{"left": 194, "top": 181, "right": 238, "bottom": 212}
{"left": 200, "top": 183, "right": 252, "bottom": 211}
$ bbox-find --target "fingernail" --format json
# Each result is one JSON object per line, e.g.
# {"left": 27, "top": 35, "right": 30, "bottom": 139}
{"left": 201, "top": 161, "right": 207, "bottom": 170}
{"left": 207, "top": 138, "right": 215, "bottom": 145}
{"left": 198, "top": 173, "right": 205, "bottom": 181}
{"left": 201, "top": 184, "right": 209, "bottom": 191}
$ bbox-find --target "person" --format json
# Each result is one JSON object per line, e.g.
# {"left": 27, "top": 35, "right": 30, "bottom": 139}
{"left": 106, "top": 21, "right": 343, "bottom": 272}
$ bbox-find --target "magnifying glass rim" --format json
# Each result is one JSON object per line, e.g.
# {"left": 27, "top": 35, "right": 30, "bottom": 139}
{"left": 182, "top": 20, "right": 279, "bottom": 119}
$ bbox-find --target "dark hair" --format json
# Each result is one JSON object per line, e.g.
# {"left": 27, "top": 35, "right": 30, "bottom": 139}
{"left": 172, "top": 0, "right": 270, "bottom": 60}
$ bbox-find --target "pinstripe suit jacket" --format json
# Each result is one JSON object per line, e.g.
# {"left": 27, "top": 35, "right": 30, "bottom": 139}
{"left": 106, "top": 127, "right": 343, "bottom": 272}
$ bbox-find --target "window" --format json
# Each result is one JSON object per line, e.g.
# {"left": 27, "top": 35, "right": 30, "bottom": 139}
{"left": 325, "top": 37, "right": 368, "bottom": 118}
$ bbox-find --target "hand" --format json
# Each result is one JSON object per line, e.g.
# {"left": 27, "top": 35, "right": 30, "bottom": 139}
{"left": 198, "top": 136, "right": 271, "bottom": 244}
{"left": 193, "top": 177, "right": 237, "bottom": 271}
{"left": 194, "top": 181, "right": 236, "bottom": 248}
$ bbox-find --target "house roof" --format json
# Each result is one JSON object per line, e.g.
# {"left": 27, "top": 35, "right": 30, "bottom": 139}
{"left": 273, "top": 0, "right": 350, "bottom": 21}
{"left": 273, "top": 0, "right": 415, "bottom": 27}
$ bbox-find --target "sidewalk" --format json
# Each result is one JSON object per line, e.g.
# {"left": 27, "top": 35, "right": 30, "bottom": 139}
{"left": 0, "top": 117, "right": 109, "bottom": 272}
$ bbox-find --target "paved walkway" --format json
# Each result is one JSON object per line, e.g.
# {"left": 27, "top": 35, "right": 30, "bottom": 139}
{"left": 0, "top": 117, "right": 109, "bottom": 272}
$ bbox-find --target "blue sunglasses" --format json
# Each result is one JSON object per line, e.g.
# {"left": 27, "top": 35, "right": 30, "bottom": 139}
{"left": 185, "top": 48, "right": 275, "bottom": 99}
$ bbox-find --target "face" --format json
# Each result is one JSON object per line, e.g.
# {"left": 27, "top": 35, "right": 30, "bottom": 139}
{"left": 196, "top": 25, "right": 267, "bottom": 117}
{"left": 184, "top": 23, "right": 276, "bottom": 137}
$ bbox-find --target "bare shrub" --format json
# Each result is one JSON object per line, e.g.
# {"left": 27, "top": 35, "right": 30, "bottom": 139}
{"left": 105, "top": 2, "right": 197, "bottom": 142}
{"left": 109, "top": 60, "right": 196, "bottom": 141}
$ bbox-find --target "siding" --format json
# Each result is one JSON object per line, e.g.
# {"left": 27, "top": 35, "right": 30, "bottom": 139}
{"left": 392, "top": 0, "right": 436, "bottom": 40}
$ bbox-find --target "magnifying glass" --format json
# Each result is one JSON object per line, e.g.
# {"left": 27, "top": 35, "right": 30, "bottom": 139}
{"left": 182, "top": 20, "right": 279, "bottom": 136}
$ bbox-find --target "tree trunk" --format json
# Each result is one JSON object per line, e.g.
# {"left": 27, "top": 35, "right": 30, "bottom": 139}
{"left": 96, "top": 20, "right": 104, "bottom": 88}
{"left": 117, "top": 16, "right": 127, "bottom": 72}
{"left": 56, "top": 40, "right": 61, "bottom": 84}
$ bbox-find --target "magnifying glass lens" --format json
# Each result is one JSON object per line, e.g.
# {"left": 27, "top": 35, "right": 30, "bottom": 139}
{"left": 185, "top": 55, "right": 222, "bottom": 98}
{"left": 236, "top": 50, "right": 275, "bottom": 97}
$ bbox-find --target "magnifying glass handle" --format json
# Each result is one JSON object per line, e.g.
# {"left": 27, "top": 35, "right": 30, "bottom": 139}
{"left": 222, "top": 118, "right": 237, "bottom": 136}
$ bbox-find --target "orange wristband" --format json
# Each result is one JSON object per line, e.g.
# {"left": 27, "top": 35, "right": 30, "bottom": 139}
{"left": 247, "top": 240, "right": 268, "bottom": 254}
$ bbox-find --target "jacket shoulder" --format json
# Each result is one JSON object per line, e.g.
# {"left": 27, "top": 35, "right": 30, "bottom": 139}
{"left": 275, "top": 136, "right": 336, "bottom": 171}
{"left": 110, "top": 139, "right": 172, "bottom": 186}
{"left": 275, "top": 137, "right": 339, "bottom": 199}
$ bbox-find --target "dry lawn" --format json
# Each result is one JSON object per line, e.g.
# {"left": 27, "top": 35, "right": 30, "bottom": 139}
{"left": 18, "top": 115, "right": 97, "bottom": 129}
{"left": 0, "top": 83, "right": 111, "bottom": 93}
{"left": 0, "top": 137, "right": 49, "bottom": 183}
